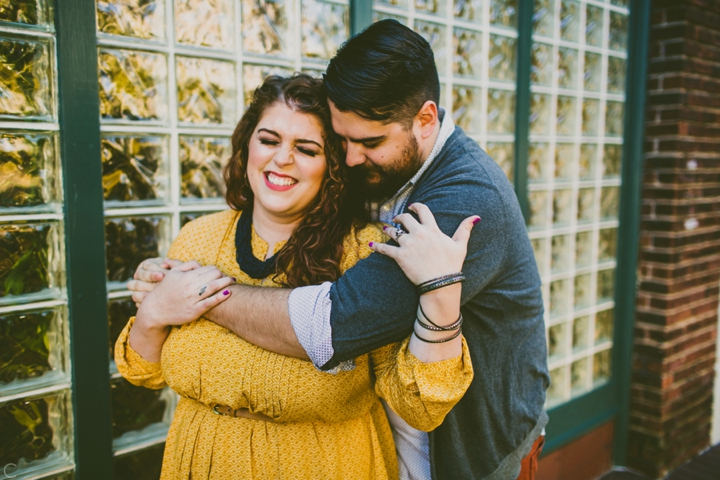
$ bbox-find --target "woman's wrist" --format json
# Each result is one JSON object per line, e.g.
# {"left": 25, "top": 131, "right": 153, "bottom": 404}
{"left": 417, "top": 283, "right": 462, "bottom": 328}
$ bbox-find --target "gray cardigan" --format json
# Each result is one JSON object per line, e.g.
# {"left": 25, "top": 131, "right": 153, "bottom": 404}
{"left": 325, "top": 127, "right": 550, "bottom": 479}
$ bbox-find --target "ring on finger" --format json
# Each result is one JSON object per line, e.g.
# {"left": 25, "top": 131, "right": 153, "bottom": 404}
{"left": 395, "top": 228, "right": 406, "bottom": 240}
{"left": 198, "top": 285, "right": 207, "bottom": 296}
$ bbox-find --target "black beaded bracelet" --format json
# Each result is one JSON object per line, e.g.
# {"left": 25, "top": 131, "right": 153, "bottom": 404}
{"left": 417, "top": 304, "right": 463, "bottom": 331}
{"left": 417, "top": 273, "right": 466, "bottom": 295}
{"left": 413, "top": 327, "right": 463, "bottom": 343}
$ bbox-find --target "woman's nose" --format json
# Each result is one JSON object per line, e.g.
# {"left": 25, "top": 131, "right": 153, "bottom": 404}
{"left": 273, "top": 146, "right": 295, "bottom": 167}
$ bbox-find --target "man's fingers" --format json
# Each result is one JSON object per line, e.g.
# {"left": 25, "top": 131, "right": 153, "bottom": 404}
{"left": 163, "top": 258, "right": 184, "bottom": 269}
{"left": 131, "top": 290, "right": 148, "bottom": 305}
{"left": 408, "top": 203, "right": 438, "bottom": 229}
{"left": 127, "top": 279, "right": 156, "bottom": 293}
{"left": 171, "top": 260, "right": 202, "bottom": 272}
{"left": 134, "top": 258, "right": 167, "bottom": 282}
{"left": 452, "top": 216, "right": 481, "bottom": 245}
{"left": 196, "top": 288, "right": 232, "bottom": 313}
{"left": 368, "top": 241, "right": 399, "bottom": 259}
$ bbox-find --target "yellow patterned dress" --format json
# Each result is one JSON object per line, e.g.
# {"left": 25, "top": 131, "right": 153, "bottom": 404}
{"left": 115, "top": 209, "right": 473, "bottom": 480}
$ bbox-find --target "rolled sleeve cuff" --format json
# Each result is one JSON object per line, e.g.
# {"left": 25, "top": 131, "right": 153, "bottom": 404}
{"left": 288, "top": 283, "right": 355, "bottom": 373}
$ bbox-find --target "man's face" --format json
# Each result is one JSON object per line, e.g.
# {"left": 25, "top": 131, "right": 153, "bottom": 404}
{"left": 328, "top": 101, "right": 423, "bottom": 202}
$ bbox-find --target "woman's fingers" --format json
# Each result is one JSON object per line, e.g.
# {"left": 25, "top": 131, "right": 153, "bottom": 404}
{"left": 392, "top": 212, "right": 421, "bottom": 233}
{"left": 383, "top": 226, "right": 408, "bottom": 243}
{"left": 196, "top": 287, "right": 233, "bottom": 312}
{"left": 368, "top": 241, "right": 399, "bottom": 259}
{"left": 197, "top": 276, "right": 235, "bottom": 299}
{"left": 452, "top": 216, "right": 481, "bottom": 247}
{"left": 408, "top": 203, "right": 439, "bottom": 229}
{"left": 171, "top": 260, "right": 202, "bottom": 272}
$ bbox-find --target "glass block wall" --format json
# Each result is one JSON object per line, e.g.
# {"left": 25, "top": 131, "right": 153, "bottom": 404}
{"left": 95, "top": 0, "right": 350, "bottom": 473}
{"left": 373, "top": 0, "right": 519, "bottom": 181}
{"left": 0, "top": 2, "right": 75, "bottom": 478}
{"left": 526, "top": 0, "right": 627, "bottom": 407}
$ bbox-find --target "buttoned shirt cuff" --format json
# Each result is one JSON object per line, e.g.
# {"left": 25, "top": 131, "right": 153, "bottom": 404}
{"left": 288, "top": 283, "right": 355, "bottom": 374}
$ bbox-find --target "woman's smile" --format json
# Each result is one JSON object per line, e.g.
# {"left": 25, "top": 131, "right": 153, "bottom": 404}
{"left": 264, "top": 171, "right": 299, "bottom": 190}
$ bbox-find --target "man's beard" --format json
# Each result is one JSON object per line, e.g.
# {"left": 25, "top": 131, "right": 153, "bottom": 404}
{"left": 348, "top": 132, "right": 423, "bottom": 203}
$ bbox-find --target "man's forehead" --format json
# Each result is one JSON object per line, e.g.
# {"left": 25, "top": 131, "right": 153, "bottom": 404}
{"left": 328, "top": 103, "right": 400, "bottom": 137}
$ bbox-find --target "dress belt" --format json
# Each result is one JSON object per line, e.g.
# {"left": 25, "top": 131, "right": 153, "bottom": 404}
{"left": 212, "top": 404, "right": 277, "bottom": 422}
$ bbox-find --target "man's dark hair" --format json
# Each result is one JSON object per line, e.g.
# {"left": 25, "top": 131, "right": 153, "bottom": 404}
{"left": 324, "top": 19, "right": 440, "bottom": 126}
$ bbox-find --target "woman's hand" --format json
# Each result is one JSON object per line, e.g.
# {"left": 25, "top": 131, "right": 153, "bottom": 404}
{"left": 369, "top": 203, "right": 480, "bottom": 285}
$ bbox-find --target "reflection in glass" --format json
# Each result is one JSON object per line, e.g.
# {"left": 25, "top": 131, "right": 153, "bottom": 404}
{"left": 552, "top": 189, "right": 572, "bottom": 226}
{"left": 180, "top": 136, "right": 230, "bottom": 200}
{"left": 575, "top": 231, "right": 592, "bottom": 268}
{"left": 486, "top": 142, "right": 514, "bottom": 182}
{"left": 488, "top": 35, "right": 516, "bottom": 82}
{"left": 102, "top": 136, "right": 167, "bottom": 203}
{"left": 574, "top": 273, "right": 591, "bottom": 310}
{"left": 600, "top": 187, "right": 619, "bottom": 219}
{"left": 99, "top": 49, "right": 168, "bottom": 122}
{"left": 487, "top": 89, "right": 515, "bottom": 134}
{"left": 452, "top": 86, "right": 481, "bottom": 135}
{"left": 0, "top": 38, "right": 52, "bottom": 119}
{"left": 302, "top": 0, "right": 349, "bottom": 60}
{"left": 583, "top": 52, "right": 601, "bottom": 92}
{"left": 181, "top": 211, "right": 212, "bottom": 227}
{"left": 550, "top": 279, "right": 569, "bottom": 317}
{"left": 605, "top": 101, "right": 624, "bottom": 136}
{"left": 111, "top": 377, "right": 167, "bottom": 438}
{"left": 453, "top": 28, "right": 482, "bottom": 78}
{"left": 176, "top": 0, "right": 233, "bottom": 49}
{"left": 603, "top": 144, "right": 621, "bottom": 178}
{"left": 547, "top": 367, "right": 566, "bottom": 406}
{"left": 593, "top": 349, "right": 611, "bottom": 385}
{"left": 533, "top": 0, "right": 553, "bottom": 37}
{"left": 113, "top": 443, "right": 165, "bottom": 480}
{"left": 607, "top": 56, "right": 626, "bottom": 94}
{"left": 571, "top": 357, "right": 588, "bottom": 393}
{"left": 176, "top": 57, "right": 236, "bottom": 125}
{"left": 242, "top": 0, "right": 290, "bottom": 56}
{"left": 531, "top": 237, "right": 546, "bottom": 277}
{"left": 375, "top": 0, "right": 408, "bottom": 7}
{"left": 577, "top": 187, "right": 595, "bottom": 224}
{"left": 548, "top": 323, "right": 566, "bottom": 360}
{"left": 598, "top": 228, "right": 617, "bottom": 263}
{"left": 559, "top": 0, "right": 579, "bottom": 42}
{"left": 572, "top": 316, "right": 589, "bottom": 352}
{"left": 415, "top": 21, "right": 447, "bottom": 69}
{"left": 556, "top": 96, "right": 577, "bottom": 136}
{"left": 108, "top": 298, "right": 137, "bottom": 359}
{"left": 595, "top": 309, "right": 614, "bottom": 344}
{"left": 0, "top": 0, "right": 48, "bottom": 25}
{"left": 0, "top": 395, "right": 63, "bottom": 466}
{"left": 585, "top": 5, "right": 603, "bottom": 47}
{"left": 579, "top": 143, "right": 597, "bottom": 180}
{"left": 454, "top": 0, "right": 482, "bottom": 21}
{"left": 527, "top": 191, "right": 548, "bottom": 230}
{"left": 0, "top": 309, "right": 59, "bottom": 384}
{"left": 557, "top": 48, "right": 578, "bottom": 90}
{"left": 530, "top": 93, "right": 551, "bottom": 135}
{"left": 582, "top": 98, "right": 600, "bottom": 136}
{"left": 97, "top": 0, "right": 165, "bottom": 40}
{"left": 415, "top": 0, "right": 445, "bottom": 16}
{"left": 554, "top": 143, "right": 574, "bottom": 181}
{"left": 105, "top": 216, "right": 164, "bottom": 283}
{"left": 528, "top": 143, "right": 550, "bottom": 184}
{"left": 530, "top": 43, "right": 553, "bottom": 86}
{"left": 242, "top": 64, "right": 293, "bottom": 106}
{"left": 490, "top": 0, "right": 517, "bottom": 28}
{"left": 0, "top": 133, "right": 56, "bottom": 209}
{"left": 609, "top": 12, "right": 628, "bottom": 51}
{"left": 551, "top": 235, "right": 570, "bottom": 273}
{"left": 0, "top": 222, "right": 56, "bottom": 299}
{"left": 596, "top": 268, "right": 615, "bottom": 302}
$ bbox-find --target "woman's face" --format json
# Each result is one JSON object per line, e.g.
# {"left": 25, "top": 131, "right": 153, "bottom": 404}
{"left": 246, "top": 102, "right": 328, "bottom": 223}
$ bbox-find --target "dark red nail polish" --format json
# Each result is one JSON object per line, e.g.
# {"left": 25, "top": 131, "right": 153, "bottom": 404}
{"left": 382, "top": 226, "right": 387, "bottom": 231}
{"left": 473, "top": 217, "right": 481, "bottom": 225}
{"left": 223, "top": 289, "right": 230, "bottom": 295}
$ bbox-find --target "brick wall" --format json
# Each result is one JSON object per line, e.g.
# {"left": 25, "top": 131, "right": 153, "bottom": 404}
{"left": 629, "top": 0, "right": 720, "bottom": 477}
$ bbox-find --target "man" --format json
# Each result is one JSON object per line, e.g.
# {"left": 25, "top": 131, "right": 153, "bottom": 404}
{"left": 131, "top": 20, "right": 549, "bottom": 479}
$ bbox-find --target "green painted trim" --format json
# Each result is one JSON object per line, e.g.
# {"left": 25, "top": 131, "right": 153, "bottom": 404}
{"left": 514, "top": 0, "right": 532, "bottom": 219}
{"left": 612, "top": 0, "right": 651, "bottom": 466}
{"left": 350, "top": 0, "right": 374, "bottom": 36}
{"left": 544, "top": 384, "right": 616, "bottom": 454}
{"left": 55, "top": 1, "right": 113, "bottom": 478}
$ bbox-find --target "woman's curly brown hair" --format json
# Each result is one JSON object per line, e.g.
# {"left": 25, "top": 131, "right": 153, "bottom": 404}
{"left": 224, "top": 74, "right": 367, "bottom": 288}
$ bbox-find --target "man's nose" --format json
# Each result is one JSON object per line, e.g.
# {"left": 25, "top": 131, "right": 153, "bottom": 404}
{"left": 344, "top": 143, "right": 366, "bottom": 167}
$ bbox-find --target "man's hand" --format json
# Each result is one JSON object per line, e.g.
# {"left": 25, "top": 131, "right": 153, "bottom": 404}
{"left": 127, "top": 257, "right": 183, "bottom": 306}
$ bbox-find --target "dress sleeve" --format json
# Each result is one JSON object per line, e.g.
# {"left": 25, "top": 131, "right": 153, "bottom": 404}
{"left": 371, "top": 336, "right": 474, "bottom": 432}
{"left": 114, "top": 316, "right": 166, "bottom": 390}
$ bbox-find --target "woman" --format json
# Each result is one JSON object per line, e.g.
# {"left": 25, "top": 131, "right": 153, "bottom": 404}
{"left": 115, "top": 74, "right": 475, "bottom": 479}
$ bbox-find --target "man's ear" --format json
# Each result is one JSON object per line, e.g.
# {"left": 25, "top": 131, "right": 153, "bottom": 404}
{"left": 414, "top": 100, "right": 439, "bottom": 140}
